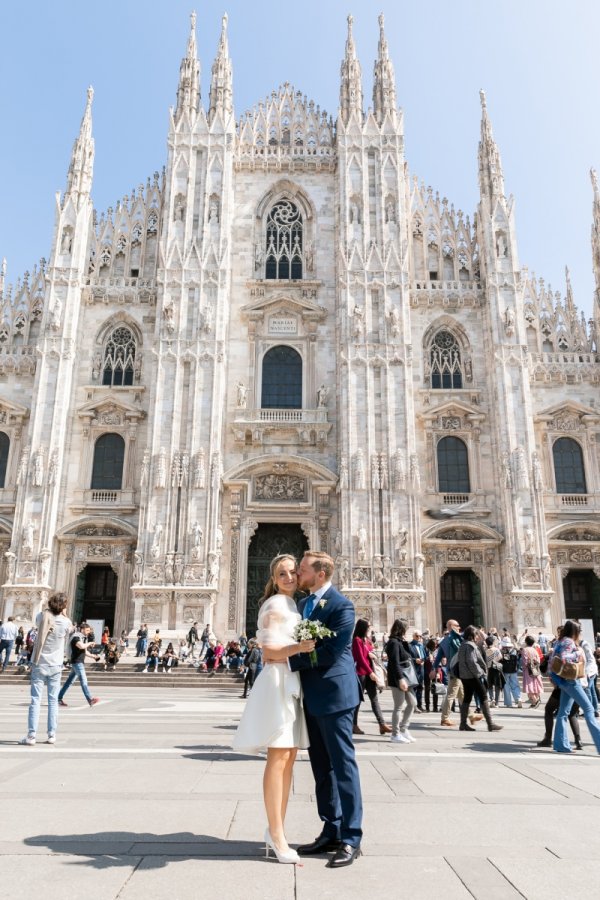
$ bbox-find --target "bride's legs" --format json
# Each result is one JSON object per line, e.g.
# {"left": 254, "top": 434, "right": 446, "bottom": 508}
{"left": 263, "top": 747, "right": 295, "bottom": 850}
{"left": 280, "top": 748, "right": 298, "bottom": 823}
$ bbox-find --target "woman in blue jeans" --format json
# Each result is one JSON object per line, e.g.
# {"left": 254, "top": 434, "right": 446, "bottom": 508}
{"left": 550, "top": 620, "right": 600, "bottom": 754}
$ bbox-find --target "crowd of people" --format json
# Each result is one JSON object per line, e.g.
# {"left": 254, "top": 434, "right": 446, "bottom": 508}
{"left": 350, "top": 616, "right": 600, "bottom": 752}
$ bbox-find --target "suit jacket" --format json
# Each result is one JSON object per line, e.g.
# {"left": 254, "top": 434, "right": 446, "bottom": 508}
{"left": 289, "top": 584, "right": 360, "bottom": 716}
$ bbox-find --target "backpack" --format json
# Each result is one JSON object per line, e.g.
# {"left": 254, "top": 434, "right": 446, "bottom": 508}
{"left": 527, "top": 652, "right": 541, "bottom": 679}
{"left": 449, "top": 652, "right": 460, "bottom": 679}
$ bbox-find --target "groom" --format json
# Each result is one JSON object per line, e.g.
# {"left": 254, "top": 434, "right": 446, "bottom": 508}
{"left": 289, "top": 550, "right": 363, "bottom": 867}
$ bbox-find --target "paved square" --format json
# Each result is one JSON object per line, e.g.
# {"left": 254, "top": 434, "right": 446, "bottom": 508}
{"left": 0, "top": 684, "right": 598, "bottom": 899}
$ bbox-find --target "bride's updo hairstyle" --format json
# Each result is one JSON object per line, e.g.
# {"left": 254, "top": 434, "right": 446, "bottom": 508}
{"left": 259, "top": 553, "right": 297, "bottom": 606}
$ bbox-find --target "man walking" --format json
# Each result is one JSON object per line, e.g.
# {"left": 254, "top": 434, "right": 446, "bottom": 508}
{"left": 289, "top": 551, "right": 363, "bottom": 868}
{"left": 0, "top": 616, "right": 18, "bottom": 672}
{"left": 58, "top": 623, "right": 101, "bottom": 707}
{"left": 187, "top": 621, "right": 199, "bottom": 657}
{"left": 433, "top": 619, "right": 465, "bottom": 726}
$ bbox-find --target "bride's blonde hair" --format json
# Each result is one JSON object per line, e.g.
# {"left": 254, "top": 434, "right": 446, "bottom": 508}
{"left": 259, "top": 553, "right": 297, "bottom": 605}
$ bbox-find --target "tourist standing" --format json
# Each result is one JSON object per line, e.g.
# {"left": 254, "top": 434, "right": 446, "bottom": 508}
{"left": 352, "top": 619, "right": 391, "bottom": 735}
{"left": 385, "top": 619, "right": 418, "bottom": 743}
{"left": 20, "top": 593, "right": 72, "bottom": 745}
{"left": 549, "top": 619, "right": 600, "bottom": 754}
{"left": 0, "top": 616, "right": 18, "bottom": 672}
{"left": 135, "top": 623, "right": 148, "bottom": 657}
{"left": 500, "top": 637, "right": 522, "bottom": 708}
{"left": 521, "top": 635, "right": 544, "bottom": 707}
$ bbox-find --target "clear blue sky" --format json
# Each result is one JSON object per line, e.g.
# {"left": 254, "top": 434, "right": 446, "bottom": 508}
{"left": 1, "top": 0, "right": 598, "bottom": 315}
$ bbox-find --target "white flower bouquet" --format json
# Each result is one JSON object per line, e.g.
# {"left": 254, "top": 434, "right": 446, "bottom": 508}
{"left": 294, "top": 619, "right": 336, "bottom": 666}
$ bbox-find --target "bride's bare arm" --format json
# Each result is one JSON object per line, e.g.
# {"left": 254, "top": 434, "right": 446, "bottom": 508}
{"left": 260, "top": 639, "right": 315, "bottom": 661}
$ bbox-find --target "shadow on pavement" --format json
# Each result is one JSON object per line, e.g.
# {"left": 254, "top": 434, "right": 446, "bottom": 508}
{"left": 24, "top": 832, "right": 264, "bottom": 868}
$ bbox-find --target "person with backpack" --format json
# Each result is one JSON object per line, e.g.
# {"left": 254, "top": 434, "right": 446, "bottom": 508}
{"left": 521, "top": 635, "right": 544, "bottom": 708}
{"left": 500, "top": 637, "right": 522, "bottom": 708}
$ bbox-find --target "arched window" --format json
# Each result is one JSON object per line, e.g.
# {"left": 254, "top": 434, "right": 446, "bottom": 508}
{"left": 437, "top": 436, "right": 470, "bottom": 493}
{"left": 91, "top": 433, "right": 125, "bottom": 490}
{"left": 430, "top": 330, "right": 463, "bottom": 389}
{"left": 261, "top": 346, "right": 302, "bottom": 409}
{"left": 265, "top": 200, "right": 303, "bottom": 280}
{"left": 0, "top": 432, "right": 9, "bottom": 488}
{"left": 102, "top": 326, "right": 136, "bottom": 386}
{"left": 553, "top": 438, "right": 587, "bottom": 494}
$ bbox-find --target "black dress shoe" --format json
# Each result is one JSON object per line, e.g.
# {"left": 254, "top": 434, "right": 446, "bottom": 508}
{"left": 297, "top": 834, "right": 341, "bottom": 856}
{"left": 327, "top": 843, "right": 362, "bottom": 868}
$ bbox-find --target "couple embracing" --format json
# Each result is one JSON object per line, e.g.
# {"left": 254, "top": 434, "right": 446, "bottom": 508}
{"left": 233, "top": 550, "right": 363, "bottom": 868}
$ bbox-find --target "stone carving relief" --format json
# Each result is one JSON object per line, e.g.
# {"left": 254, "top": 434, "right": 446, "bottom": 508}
{"left": 513, "top": 447, "right": 528, "bottom": 490}
{"left": 337, "top": 456, "right": 348, "bottom": 491}
{"left": 357, "top": 524, "right": 367, "bottom": 562}
{"left": 354, "top": 449, "right": 365, "bottom": 490}
{"left": 392, "top": 450, "right": 406, "bottom": 491}
{"left": 150, "top": 522, "right": 162, "bottom": 560}
{"left": 31, "top": 447, "right": 45, "bottom": 487}
{"left": 254, "top": 474, "right": 305, "bottom": 501}
{"left": 352, "top": 567, "right": 371, "bottom": 584}
{"left": 155, "top": 448, "right": 167, "bottom": 489}
{"left": 548, "top": 414, "right": 582, "bottom": 432}
{"left": 194, "top": 449, "right": 206, "bottom": 489}
{"left": 22, "top": 521, "right": 35, "bottom": 557}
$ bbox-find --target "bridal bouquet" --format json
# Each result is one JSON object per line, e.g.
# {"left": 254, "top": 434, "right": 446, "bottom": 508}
{"left": 294, "top": 620, "right": 336, "bottom": 666}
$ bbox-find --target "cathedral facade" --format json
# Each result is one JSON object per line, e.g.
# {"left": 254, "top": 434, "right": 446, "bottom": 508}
{"left": 1, "top": 13, "right": 600, "bottom": 639}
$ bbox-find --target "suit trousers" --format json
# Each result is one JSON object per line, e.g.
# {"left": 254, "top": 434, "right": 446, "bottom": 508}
{"left": 304, "top": 705, "right": 363, "bottom": 848}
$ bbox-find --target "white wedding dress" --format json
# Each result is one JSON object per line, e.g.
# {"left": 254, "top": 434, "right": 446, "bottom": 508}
{"left": 233, "top": 593, "right": 309, "bottom": 753}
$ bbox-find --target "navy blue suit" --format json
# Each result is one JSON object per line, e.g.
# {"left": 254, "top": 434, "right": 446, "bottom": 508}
{"left": 289, "top": 584, "right": 363, "bottom": 846}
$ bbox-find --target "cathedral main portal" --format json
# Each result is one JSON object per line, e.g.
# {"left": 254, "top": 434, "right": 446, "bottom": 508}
{"left": 245, "top": 523, "right": 308, "bottom": 637}
{"left": 74, "top": 564, "right": 118, "bottom": 635}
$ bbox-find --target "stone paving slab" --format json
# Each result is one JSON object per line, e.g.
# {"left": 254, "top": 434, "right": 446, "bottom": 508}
{"left": 0, "top": 685, "right": 598, "bottom": 900}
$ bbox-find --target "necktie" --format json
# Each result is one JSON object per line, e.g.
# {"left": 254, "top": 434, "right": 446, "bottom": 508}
{"left": 304, "top": 594, "right": 317, "bottom": 619}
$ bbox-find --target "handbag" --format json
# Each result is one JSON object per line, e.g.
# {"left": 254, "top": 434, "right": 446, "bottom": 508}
{"left": 397, "top": 658, "right": 419, "bottom": 688}
{"left": 551, "top": 655, "right": 585, "bottom": 681}
{"left": 372, "top": 661, "right": 387, "bottom": 690}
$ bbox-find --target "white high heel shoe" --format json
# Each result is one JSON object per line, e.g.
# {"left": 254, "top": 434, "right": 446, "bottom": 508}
{"left": 264, "top": 828, "right": 300, "bottom": 864}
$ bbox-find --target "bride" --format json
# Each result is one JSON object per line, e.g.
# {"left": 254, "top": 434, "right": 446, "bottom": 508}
{"left": 233, "top": 554, "right": 315, "bottom": 864}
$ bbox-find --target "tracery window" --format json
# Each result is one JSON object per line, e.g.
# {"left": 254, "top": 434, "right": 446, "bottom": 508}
{"left": 261, "top": 346, "right": 302, "bottom": 409}
{"left": 265, "top": 200, "right": 303, "bottom": 280}
{"left": 430, "top": 330, "right": 463, "bottom": 389}
{"left": 91, "top": 433, "right": 125, "bottom": 490}
{"left": 437, "top": 436, "right": 470, "bottom": 494}
{"left": 0, "top": 432, "right": 9, "bottom": 488}
{"left": 102, "top": 326, "right": 136, "bottom": 386}
{"left": 553, "top": 437, "right": 587, "bottom": 494}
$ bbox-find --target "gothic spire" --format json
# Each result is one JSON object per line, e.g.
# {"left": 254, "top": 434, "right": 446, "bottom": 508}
{"left": 175, "top": 11, "right": 200, "bottom": 121}
{"left": 591, "top": 167, "right": 600, "bottom": 305}
{"left": 339, "top": 14, "right": 363, "bottom": 124}
{"left": 65, "top": 86, "right": 95, "bottom": 198}
{"left": 478, "top": 89, "right": 505, "bottom": 205}
{"left": 208, "top": 13, "right": 233, "bottom": 122}
{"left": 373, "top": 13, "right": 397, "bottom": 124}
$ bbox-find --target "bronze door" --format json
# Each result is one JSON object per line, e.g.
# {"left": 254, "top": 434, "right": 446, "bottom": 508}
{"left": 245, "top": 523, "right": 308, "bottom": 637}
{"left": 440, "top": 569, "right": 481, "bottom": 631}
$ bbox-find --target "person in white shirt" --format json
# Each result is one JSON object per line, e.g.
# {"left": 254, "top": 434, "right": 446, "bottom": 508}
{"left": 0, "top": 616, "right": 19, "bottom": 671}
{"left": 19, "top": 594, "right": 72, "bottom": 746}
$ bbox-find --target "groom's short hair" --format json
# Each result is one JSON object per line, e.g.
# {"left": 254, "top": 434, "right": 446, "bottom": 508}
{"left": 303, "top": 550, "right": 334, "bottom": 578}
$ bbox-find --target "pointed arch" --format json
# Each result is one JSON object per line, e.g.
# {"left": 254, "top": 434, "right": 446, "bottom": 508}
{"left": 94, "top": 314, "right": 143, "bottom": 386}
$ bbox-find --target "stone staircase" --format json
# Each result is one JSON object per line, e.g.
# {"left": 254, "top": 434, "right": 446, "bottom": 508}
{"left": 0, "top": 654, "right": 245, "bottom": 690}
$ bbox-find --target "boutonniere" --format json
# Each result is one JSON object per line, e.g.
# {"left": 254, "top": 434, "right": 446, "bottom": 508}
{"left": 318, "top": 598, "right": 328, "bottom": 609}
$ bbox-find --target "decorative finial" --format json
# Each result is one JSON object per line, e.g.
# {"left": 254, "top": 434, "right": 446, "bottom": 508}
{"left": 86, "top": 85, "right": 94, "bottom": 106}
{"left": 190, "top": 10, "right": 196, "bottom": 30}
{"left": 348, "top": 13, "right": 354, "bottom": 32}
{"left": 592, "top": 167, "right": 599, "bottom": 196}
{"left": 1, "top": 258, "right": 6, "bottom": 278}
{"left": 378, "top": 12, "right": 384, "bottom": 30}
{"left": 479, "top": 88, "right": 487, "bottom": 110}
